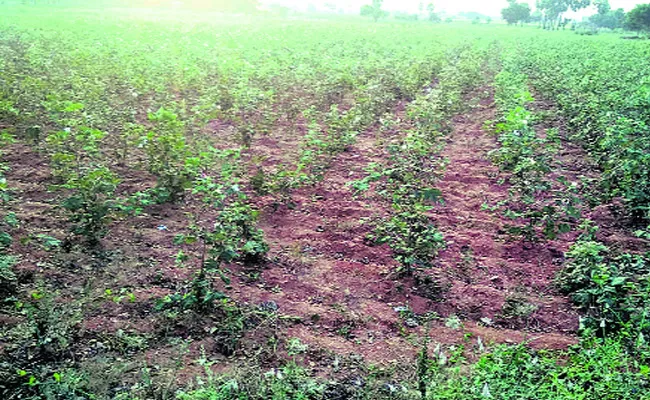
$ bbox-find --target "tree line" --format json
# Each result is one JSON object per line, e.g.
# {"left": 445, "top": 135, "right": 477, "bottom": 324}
{"left": 501, "top": 0, "right": 650, "bottom": 32}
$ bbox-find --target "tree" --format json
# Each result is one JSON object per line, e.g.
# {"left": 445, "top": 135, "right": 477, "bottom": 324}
{"left": 394, "top": 11, "right": 419, "bottom": 21}
{"left": 538, "top": 0, "right": 591, "bottom": 29}
{"left": 361, "top": 0, "right": 387, "bottom": 22}
{"left": 361, "top": 5, "right": 374, "bottom": 18}
{"left": 625, "top": 3, "right": 650, "bottom": 33}
{"left": 594, "top": 0, "right": 610, "bottom": 14}
{"left": 590, "top": 7, "right": 625, "bottom": 29}
{"left": 426, "top": 3, "right": 440, "bottom": 22}
{"left": 502, "top": 0, "right": 531, "bottom": 25}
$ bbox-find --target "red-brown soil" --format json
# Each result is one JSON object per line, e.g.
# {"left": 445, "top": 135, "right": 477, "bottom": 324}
{"left": 429, "top": 93, "right": 579, "bottom": 340}
{"left": 224, "top": 88, "right": 586, "bottom": 365}
{"left": 7, "top": 84, "right": 642, "bottom": 379}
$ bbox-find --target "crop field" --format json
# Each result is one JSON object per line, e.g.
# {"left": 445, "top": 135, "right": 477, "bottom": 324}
{"left": 1, "top": 5, "right": 650, "bottom": 399}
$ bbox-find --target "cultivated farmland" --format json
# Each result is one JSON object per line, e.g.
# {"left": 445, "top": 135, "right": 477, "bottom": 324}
{"left": 1, "top": 6, "right": 649, "bottom": 399}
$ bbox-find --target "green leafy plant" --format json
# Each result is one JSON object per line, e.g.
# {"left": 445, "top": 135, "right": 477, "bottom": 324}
{"left": 144, "top": 107, "right": 194, "bottom": 202}
{"left": 490, "top": 71, "right": 580, "bottom": 241}
{"left": 0, "top": 254, "right": 17, "bottom": 302}
{"left": 0, "top": 286, "right": 86, "bottom": 399}
{"left": 370, "top": 205, "right": 445, "bottom": 276}
{"left": 158, "top": 172, "right": 268, "bottom": 314}
{"left": 46, "top": 123, "right": 106, "bottom": 182}
{"left": 61, "top": 166, "right": 120, "bottom": 246}
{"left": 557, "top": 223, "right": 650, "bottom": 337}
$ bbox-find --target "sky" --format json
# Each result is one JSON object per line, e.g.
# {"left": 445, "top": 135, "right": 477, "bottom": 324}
{"left": 261, "top": 0, "right": 644, "bottom": 18}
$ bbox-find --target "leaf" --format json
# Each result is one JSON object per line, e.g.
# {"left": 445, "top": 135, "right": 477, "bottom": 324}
{"left": 419, "top": 188, "right": 443, "bottom": 203}
{"left": 4, "top": 212, "right": 18, "bottom": 227}
{"left": 63, "top": 102, "right": 84, "bottom": 112}
{"left": 62, "top": 196, "right": 83, "bottom": 211}
{"left": 218, "top": 270, "right": 231, "bottom": 285}
{"left": 0, "top": 231, "right": 11, "bottom": 248}
{"left": 558, "top": 223, "right": 572, "bottom": 234}
{"left": 640, "top": 365, "right": 650, "bottom": 377}
{"left": 36, "top": 234, "right": 61, "bottom": 250}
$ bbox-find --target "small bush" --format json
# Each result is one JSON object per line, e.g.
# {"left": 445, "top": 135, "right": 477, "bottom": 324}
{"left": 61, "top": 166, "right": 120, "bottom": 246}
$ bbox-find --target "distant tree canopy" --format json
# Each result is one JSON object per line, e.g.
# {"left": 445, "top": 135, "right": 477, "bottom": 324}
{"left": 393, "top": 11, "right": 419, "bottom": 21}
{"left": 361, "top": 0, "right": 387, "bottom": 22}
{"left": 537, "top": 0, "right": 591, "bottom": 29}
{"left": 593, "top": 0, "right": 610, "bottom": 14}
{"left": 427, "top": 3, "right": 441, "bottom": 22}
{"left": 530, "top": 9, "right": 543, "bottom": 22}
{"left": 586, "top": 0, "right": 623, "bottom": 29}
{"left": 458, "top": 11, "right": 489, "bottom": 19}
{"left": 501, "top": 0, "right": 531, "bottom": 24}
{"left": 625, "top": 3, "right": 650, "bottom": 33}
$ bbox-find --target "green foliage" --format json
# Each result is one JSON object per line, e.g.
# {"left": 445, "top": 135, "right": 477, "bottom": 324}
{"left": 490, "top": 70, "right": 580, "bottom": 241}
{"left": 164, "top": 201, "right": 267, "bottom": 313}
{"left": 428, "top": 338, "right": 650, "bottom": 399}
{"left": 505, "top": 31, "right": 650, "bottom": 222}
{"left": 3, "top": 8, "right": 650, "bottom": 400}
{"left": 61, "top": 166, "right": 120, "bottom": 246}
{"left": 158, "top": 163, "right": 268, "bottom": 314}
{"left": 364, "top": 126, "right": 448, "bottom": 275}
{"left": 173, "top": 335, "right": 650, "bottom": 399}
{"left": 427, "top": 3, "right": 441, "bottom": 22}
{"left": 145, "top": 107, "right": 194, "bottom": 203}
{"left": 360, "top": 0, "right": 388, "bottom": 22}
{"left": 196, "top": 0, "right": 260, "bottom": 13}
{"left": 177, "top": 363, "right": 323, "bottom": 400}
{"left": 501, "top": 0, "right": 531, "bottom": 25}
{"left": 47, "top": 126, "right": 106, "bottom": 180}
{"left": 370, "top": 206, "right": 445, "bottom": 275}
{"left": 0, "top": 144, "right": 13, "bottom": 205}
{"left": 626, "top": 3, "right": 650, "bottom": 33}
{"left": 0, "top": 254, "right": 17, "bottom": 301}
{"left": 359, "top": 46, "right": 485, "bottom": 275}
{"left": 557, "top": 231, "right": 650, "bottom": 336}
{"left": 323, "top": 104, "right": 361, "bottom": 154}
{"left": 43, "top": 101, "right": 106, "bottom": 182}
{"left": 538, "top": 0, "right": 591, "bottom": 30}
{"left": 590, "top": 7, "right": 625, "bottom": 29}
{"left": 0, "top": 98, "right": 19, "bottom": 123}
{"left": 0, "top": 287, "right": 85, "bottom": 399}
